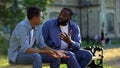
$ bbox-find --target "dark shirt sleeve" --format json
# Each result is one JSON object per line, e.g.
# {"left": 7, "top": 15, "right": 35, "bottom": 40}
{"left": 42, "top": 21, "right": 51, "bottom": 46}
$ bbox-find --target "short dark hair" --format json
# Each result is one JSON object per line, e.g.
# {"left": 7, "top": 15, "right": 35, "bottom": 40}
{"left": 27, "top": 6, "right": 41, "bottom": 20}
{"left": 61, "top": 8, "right": 73, "bottom": 16}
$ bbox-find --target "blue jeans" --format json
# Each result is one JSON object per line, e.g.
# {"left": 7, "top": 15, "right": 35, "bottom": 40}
{"left": 15, "top": 51, "right": 81, "bottom": 68}
{"left": 72, "top": 49, "right": 93, "bottom": 68}
{"left": 16, "top": 53, "right": 42, "bottom": 68}
{"left": 42, "top": 51, "right": 81, "bottom": 68}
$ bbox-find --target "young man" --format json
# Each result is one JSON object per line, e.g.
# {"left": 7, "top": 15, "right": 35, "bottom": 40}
{"left": 42, "top": 8, "right": 93, "bottom": 68}
{"left": 8, "top": 6, "right": 72, "bottom": 68}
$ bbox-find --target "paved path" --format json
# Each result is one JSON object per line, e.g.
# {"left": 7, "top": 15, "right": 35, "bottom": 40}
{"left": 103, "top": 44, "right": 120, "bottom": 68}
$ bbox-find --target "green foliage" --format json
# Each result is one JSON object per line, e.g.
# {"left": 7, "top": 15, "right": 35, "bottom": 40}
{"left": 0, "top": 0, "right": 52, "bottom": 33}
{"left": 82, "top": 40, "right": 101, "bottom": 48}
{"left": 0, "top": 36, "right": 9, "bottom": 55}
{"left": 23, "top": 0, "right": 52, "bottom": 20}
{"left": 0, "top": 0, "right": 24, "bottom": 32}
{"left": 23, "top": 0, "right": 51, "bottom": 11}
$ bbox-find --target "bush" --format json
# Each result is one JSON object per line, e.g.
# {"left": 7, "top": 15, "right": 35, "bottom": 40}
{"left": 81, "top": 40, "right": 102, "bottom": 49}
{"left": 0, "top": 36, "right": 9, "bottom": 55}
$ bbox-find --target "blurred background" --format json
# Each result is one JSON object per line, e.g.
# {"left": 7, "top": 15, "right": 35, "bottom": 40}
{"left": 0, "top": 0, "right": 120, "bottom": 68}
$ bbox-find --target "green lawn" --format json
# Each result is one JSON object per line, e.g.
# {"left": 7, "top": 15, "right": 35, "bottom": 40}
{"left": 0, "top": 55, "right": 9, "bottom": 67}
{"left": 111, "top": 40, "right": 120, "bottom": 45}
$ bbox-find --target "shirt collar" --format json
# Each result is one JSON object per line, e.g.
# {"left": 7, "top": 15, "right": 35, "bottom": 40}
{"left": 24, "top": 19, "right": 32, "bottom": 30}
{"left": 25, "top": 19, "right": 38, "bottom": 31}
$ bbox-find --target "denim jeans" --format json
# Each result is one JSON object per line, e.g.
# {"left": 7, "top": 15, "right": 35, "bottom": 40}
{"left": 41, "top": 51, "right": 81, "bottom": 68}
{"left": 15, "top": 51, "right": 81, "bottom": 68}
{"left": 72, "top": 49, "right": 93, "bottom": 68}
{"left": 15, "top": 50, "right": 92, "bottom": 68}
{"left": 16, "top": 53, "right": 42, "bottom": 68}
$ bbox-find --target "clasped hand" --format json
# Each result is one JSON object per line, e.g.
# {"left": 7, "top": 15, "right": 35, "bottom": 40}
{"left": 49, "top": 50, "right": 70, "bottom": 58}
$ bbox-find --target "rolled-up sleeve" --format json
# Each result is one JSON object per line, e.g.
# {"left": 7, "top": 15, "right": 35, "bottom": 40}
{"left": 15, "top": 25, "right": 31, "bottom": 53}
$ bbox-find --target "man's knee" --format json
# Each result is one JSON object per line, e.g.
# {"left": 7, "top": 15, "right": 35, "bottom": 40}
{"left": 86, "top": 50, "right": 93, "bottom": 59}
{"left": 75, "top": 50, "right": 93, "bottom": 60}
{"left": 66, "top": 51, "right": 75, "bottom": 58}
{"left": 51, "top": 57, "right": 61, "bottom": 63}
{"left": 83, "top": 50, "right": 93, "bottom": 62}
{"left": 31, "top": 53, "right": 41, "bottom": 61}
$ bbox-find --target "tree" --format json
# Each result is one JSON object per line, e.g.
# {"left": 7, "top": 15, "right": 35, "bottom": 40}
{"left": 0, "top": 0, "right": 52, "bottom": 34}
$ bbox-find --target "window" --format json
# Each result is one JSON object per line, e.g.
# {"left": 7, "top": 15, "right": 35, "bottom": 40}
{"left": 106, "top": 13, "right": 114, "bottom": 34}
{"left": 119, "top": 23, "right": 120, "bottom": 33}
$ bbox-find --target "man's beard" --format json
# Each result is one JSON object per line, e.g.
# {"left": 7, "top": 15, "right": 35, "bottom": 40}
{"left": 57, "top": 19, "right": 68, "bottom": 26}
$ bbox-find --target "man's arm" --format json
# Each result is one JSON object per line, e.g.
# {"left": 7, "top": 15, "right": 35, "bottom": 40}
{"left": 26, "top": 47, "right": 65, "bottom": 58}
{"left": 26, "top": 48, "right": 53, "bottom": 54}
{"left": 42, "top": 46, "right": 70, "bottom": 58}
{"left": 26, "top": 45, "right": 69, "bottom": 58}
{"left": 59, "top": 24, "right": 81, "bottom": 50}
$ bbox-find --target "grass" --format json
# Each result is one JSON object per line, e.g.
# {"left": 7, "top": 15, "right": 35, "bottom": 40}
{"left": 111, "top": 40, "right": 120, "bottom": 45}
{"left": 103, "top": 66, "right": 113, "bottom": 68}
{"left": 0, "top": 55, "right": 9, "bottom": 67}
{"left": 0, "top": 36, "right": 9, "bottom": 67}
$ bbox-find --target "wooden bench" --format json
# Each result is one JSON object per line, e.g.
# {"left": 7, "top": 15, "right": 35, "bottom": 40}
{"left": 92, "top": 56, "right": 102, "bottom": 60}
{"left": 1, "top": 64, "right": 50, "bottom": 68}
{"left": 1, "top": 65, "right": 33, "bottom": 68}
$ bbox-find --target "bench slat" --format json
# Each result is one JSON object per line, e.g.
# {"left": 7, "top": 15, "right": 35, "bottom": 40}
{"left": 92, "top": 56, "right": 102, "bottom": 60}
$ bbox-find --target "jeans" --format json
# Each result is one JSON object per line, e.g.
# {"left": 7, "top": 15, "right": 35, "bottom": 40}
{"left": 15, "top": 50, "right": 92, "bottom": 68}
{"left": 42, "top": 51, "right": 81, "bottom": 68}
{"left": 15, "top": 53, "right": 60, "bottom": 68}
{"left": 72, "top": 49, "right": 93, "bottom": 68}
{"left": 15, "top": 51, "right": 81, "bottom": 68}
{"left": 16, "top": 53, "right": 42, "bottom": 68}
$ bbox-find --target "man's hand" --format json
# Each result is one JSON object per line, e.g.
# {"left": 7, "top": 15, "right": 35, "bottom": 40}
{"left": 42, "top": 46, "right": 69, "bottom": 58}
{"left": 45, "top": 50, "right": 55, "bottom": 55}
{"left": 49, "top": 50, "right": 70, "bottom": 58}
{"left": 44, "top": 50, "right": 61, "bottom": 58}
{"left": 59, "top": 32, "right": 72, "bottom": 45}
{"left": 54, "top": 50, "right": 70, "bottom": 58}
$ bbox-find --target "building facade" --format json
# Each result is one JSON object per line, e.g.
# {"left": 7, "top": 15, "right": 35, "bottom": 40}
{"left": 44, "top": 0, "right": 120, "bottom": 39}
{"left": 43, "top": 0, "right": 80, "bottom": 24}
{"left": 99, "top": 0, "right": 120, "bottom": 39}
{"left": 1, "top": 0, "right": 119, "bottom": 39}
